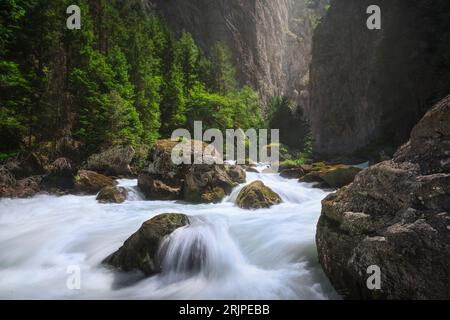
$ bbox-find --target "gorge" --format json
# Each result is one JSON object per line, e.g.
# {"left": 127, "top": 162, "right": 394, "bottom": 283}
{"left": 1, "top": 0, "right": 450, "bottom": 300}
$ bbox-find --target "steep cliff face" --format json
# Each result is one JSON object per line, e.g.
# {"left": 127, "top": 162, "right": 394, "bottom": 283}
{"left": 145, "top": 0, "right": 327, "bottom": 107}
{"left": 309, "top": 0, "right": 450, "bottom": 162}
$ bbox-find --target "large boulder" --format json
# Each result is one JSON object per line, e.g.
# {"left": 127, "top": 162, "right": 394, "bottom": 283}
{"left": 75, "top": 170, "right": 116, "bottom": 194}
{"left": 138, "top": 139, "right": 245, "bottom": 203}
{"left": 299, "top": 163, "right": 362, "bottom": 189}
{"left": 184, "top": 164, "right": 237, "bottom": 204}
{"left": 137, "top": 174, "right": 182, "bottom": 201}
{"left": 236, "top": 180, "right": 282, "bottom": 209}
{"left": 96, "top": 186, "right": 128, "bottom": 204}
{"left": 86, "top": 145, "right": 135, "bottom": 176}
{"left": 316, "top": 96, "right": 450, "bottom": 299}
{"left": 103, "top": 213, "right": 190, "bottom": 276}
{"left": 143, "top": 139, "right": 205, "bottom": 179}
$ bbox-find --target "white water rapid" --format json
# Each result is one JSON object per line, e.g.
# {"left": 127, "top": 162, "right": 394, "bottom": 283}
{"left": 0, "top": 167, "right": 338, "bottom": 299}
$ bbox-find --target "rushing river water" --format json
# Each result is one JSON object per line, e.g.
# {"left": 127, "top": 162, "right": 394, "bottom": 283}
{"left": 0, "top": 168, "right": 338, "bottom": 299}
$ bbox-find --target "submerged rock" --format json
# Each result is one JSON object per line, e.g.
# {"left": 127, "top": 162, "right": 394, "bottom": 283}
{"left": 316, "top": 96, "right": 450, "bottom": 299}
{"left": 245, "top": 167, "right": 259, "bottom": 173}
{"left": 103, "top": 213, "right": 190, "bottom": 276}
{"left": 96, "top": 186, "right": 128, "bottom": 204}
{"left": 87, "top": 145, "right": 135, "bottom": 176}
{"left": 236, "top": 180, "right": 282, "bottom": 209}
{"left": 75, "top": 170, "right": 116, "bottom": 194}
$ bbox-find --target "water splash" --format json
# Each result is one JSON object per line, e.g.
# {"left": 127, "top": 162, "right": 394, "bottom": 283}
{"left": 0, "top": 171, "right": 339, "bottom": 299}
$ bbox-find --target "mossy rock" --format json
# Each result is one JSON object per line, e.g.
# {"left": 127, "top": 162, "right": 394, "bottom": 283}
{"left": 236, "top": 180, "right": 282, "bottom": 209}
{"left": 75, "top": 170, "right": 116, "bottom": 194}
{"left": 96, "top": 186, "right": 128, "bottom": 204}
{"left": 184, "top": 164, "right": 237, "bottom": 204}
{"left": 299, "top": 164, "right": 362, "bottom": 188}
{"left": 103, "top": 213, "right": 190, "bottom": 276}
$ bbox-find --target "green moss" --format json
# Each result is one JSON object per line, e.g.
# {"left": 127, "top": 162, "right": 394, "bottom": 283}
{"left": 236, "top": 180, "right": 282, "bottom": 209}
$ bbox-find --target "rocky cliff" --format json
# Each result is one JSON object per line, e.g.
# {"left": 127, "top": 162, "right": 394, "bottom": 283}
{"left": 309, "top": 0, "right": 450, "bottom": 162}
{"left": 316, "top": 95, "right": 450, "bottom": 299}
{"left": 145, "top": 0, "right": 327, "bottom": 107}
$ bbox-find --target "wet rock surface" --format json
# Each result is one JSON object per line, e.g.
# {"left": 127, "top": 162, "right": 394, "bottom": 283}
{"left": 236, "top": 180, "right": 282, "bottom": 209}
{"left": 103, "top": 213, "right": 190, "bottom": 276}
{"left": 316, "top": 96, "right": 450, "bottom": 299}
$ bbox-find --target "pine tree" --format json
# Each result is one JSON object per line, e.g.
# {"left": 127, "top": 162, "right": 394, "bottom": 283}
{"left": 208, "top": 42, "right": 237, "bottom": 94}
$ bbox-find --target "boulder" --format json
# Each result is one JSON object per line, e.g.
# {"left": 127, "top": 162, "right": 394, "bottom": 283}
{"left": 87, "top": 145, "right": 135, "bottom": 176}
{"left": 41, "top": 158, "right": 75, "bottom": 191}
{"left": 103, "top": 213, "right": 190, "bottom": 276}
{"left": 184, "top": 164, "right": 237, "bottom": 204}
{"left": 236, "top": 180, "right": 282, "bottom": 209}
{"left": 316, "top": 96, "right": 450, "bottom": 299}
{"left": 96, "top": 186, "right": 128, "bottom": 204}
{"left": 394, "top": 95, "right": 450, "bottom": 174}
{"left": 279, "top": 167, "right": 306, "bottom": 179}
{"left": 143, "top": 139, "right": 205, "bottom": 179}
{"left": 4, "top": 152, "right": 45, "bottom": 179}
{"left": 138, "top": 139, "right": 243, "bottom": 204}
{"left": 299, "top": 164, "right": 362, "bottom": 189}
{"left": 75, "top": 170, "right": 116, "bottom": 194}
{"left": 137, "top": 174, "right": 182, "bottom": 201}
{"left": 0, "top": 175, "right": 41, "bottom": 198}
{"left": 225, "top": 164, "right": 246, "bottom": 184}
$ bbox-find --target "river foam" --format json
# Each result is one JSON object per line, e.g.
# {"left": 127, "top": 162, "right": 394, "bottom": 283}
{"left": 0, "top": 169, "right": 338, "bottom": 299}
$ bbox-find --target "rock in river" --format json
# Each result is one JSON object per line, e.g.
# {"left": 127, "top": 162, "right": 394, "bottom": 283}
{"left": 103, "top": 213, "right": 190, "bottom": 276}
{"left": 96, "top": 186, "right": 128, "bottom": 204}
{"left": 236, "top": 180, "right": 282, "bottom": 209}
{"left": 75, "top": 170, "right": 116, "bottom": 194}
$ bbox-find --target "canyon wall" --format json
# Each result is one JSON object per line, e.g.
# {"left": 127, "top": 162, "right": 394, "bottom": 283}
{"left": 308, "top": 0, "right": 450, "bottom": 162}
{"left": 145, "top": 0, "right": 327, "bottom": 108}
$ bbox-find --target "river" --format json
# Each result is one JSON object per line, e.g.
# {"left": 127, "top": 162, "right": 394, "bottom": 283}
{"left": 0, "top": 167, "right": 338, "bottom": 299}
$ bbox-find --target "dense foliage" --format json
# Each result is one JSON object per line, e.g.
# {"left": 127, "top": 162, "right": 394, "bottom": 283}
{"left": 266, "top": 96, "right": 311, "bottom": 154}
{"left": 0, "top": 0, "right": 264, "bottom": 160}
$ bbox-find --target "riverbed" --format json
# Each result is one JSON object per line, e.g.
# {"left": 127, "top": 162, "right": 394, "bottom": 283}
{"left": 0, "top": 169, "right": 338, "bottom": 299}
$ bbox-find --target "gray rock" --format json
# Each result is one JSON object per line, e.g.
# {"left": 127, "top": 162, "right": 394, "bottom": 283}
{"left": 316, "top": 96, "right": 450, "bottom": 299}
{"left": 103, "top": 213, "right": 190, "bottom": 276}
